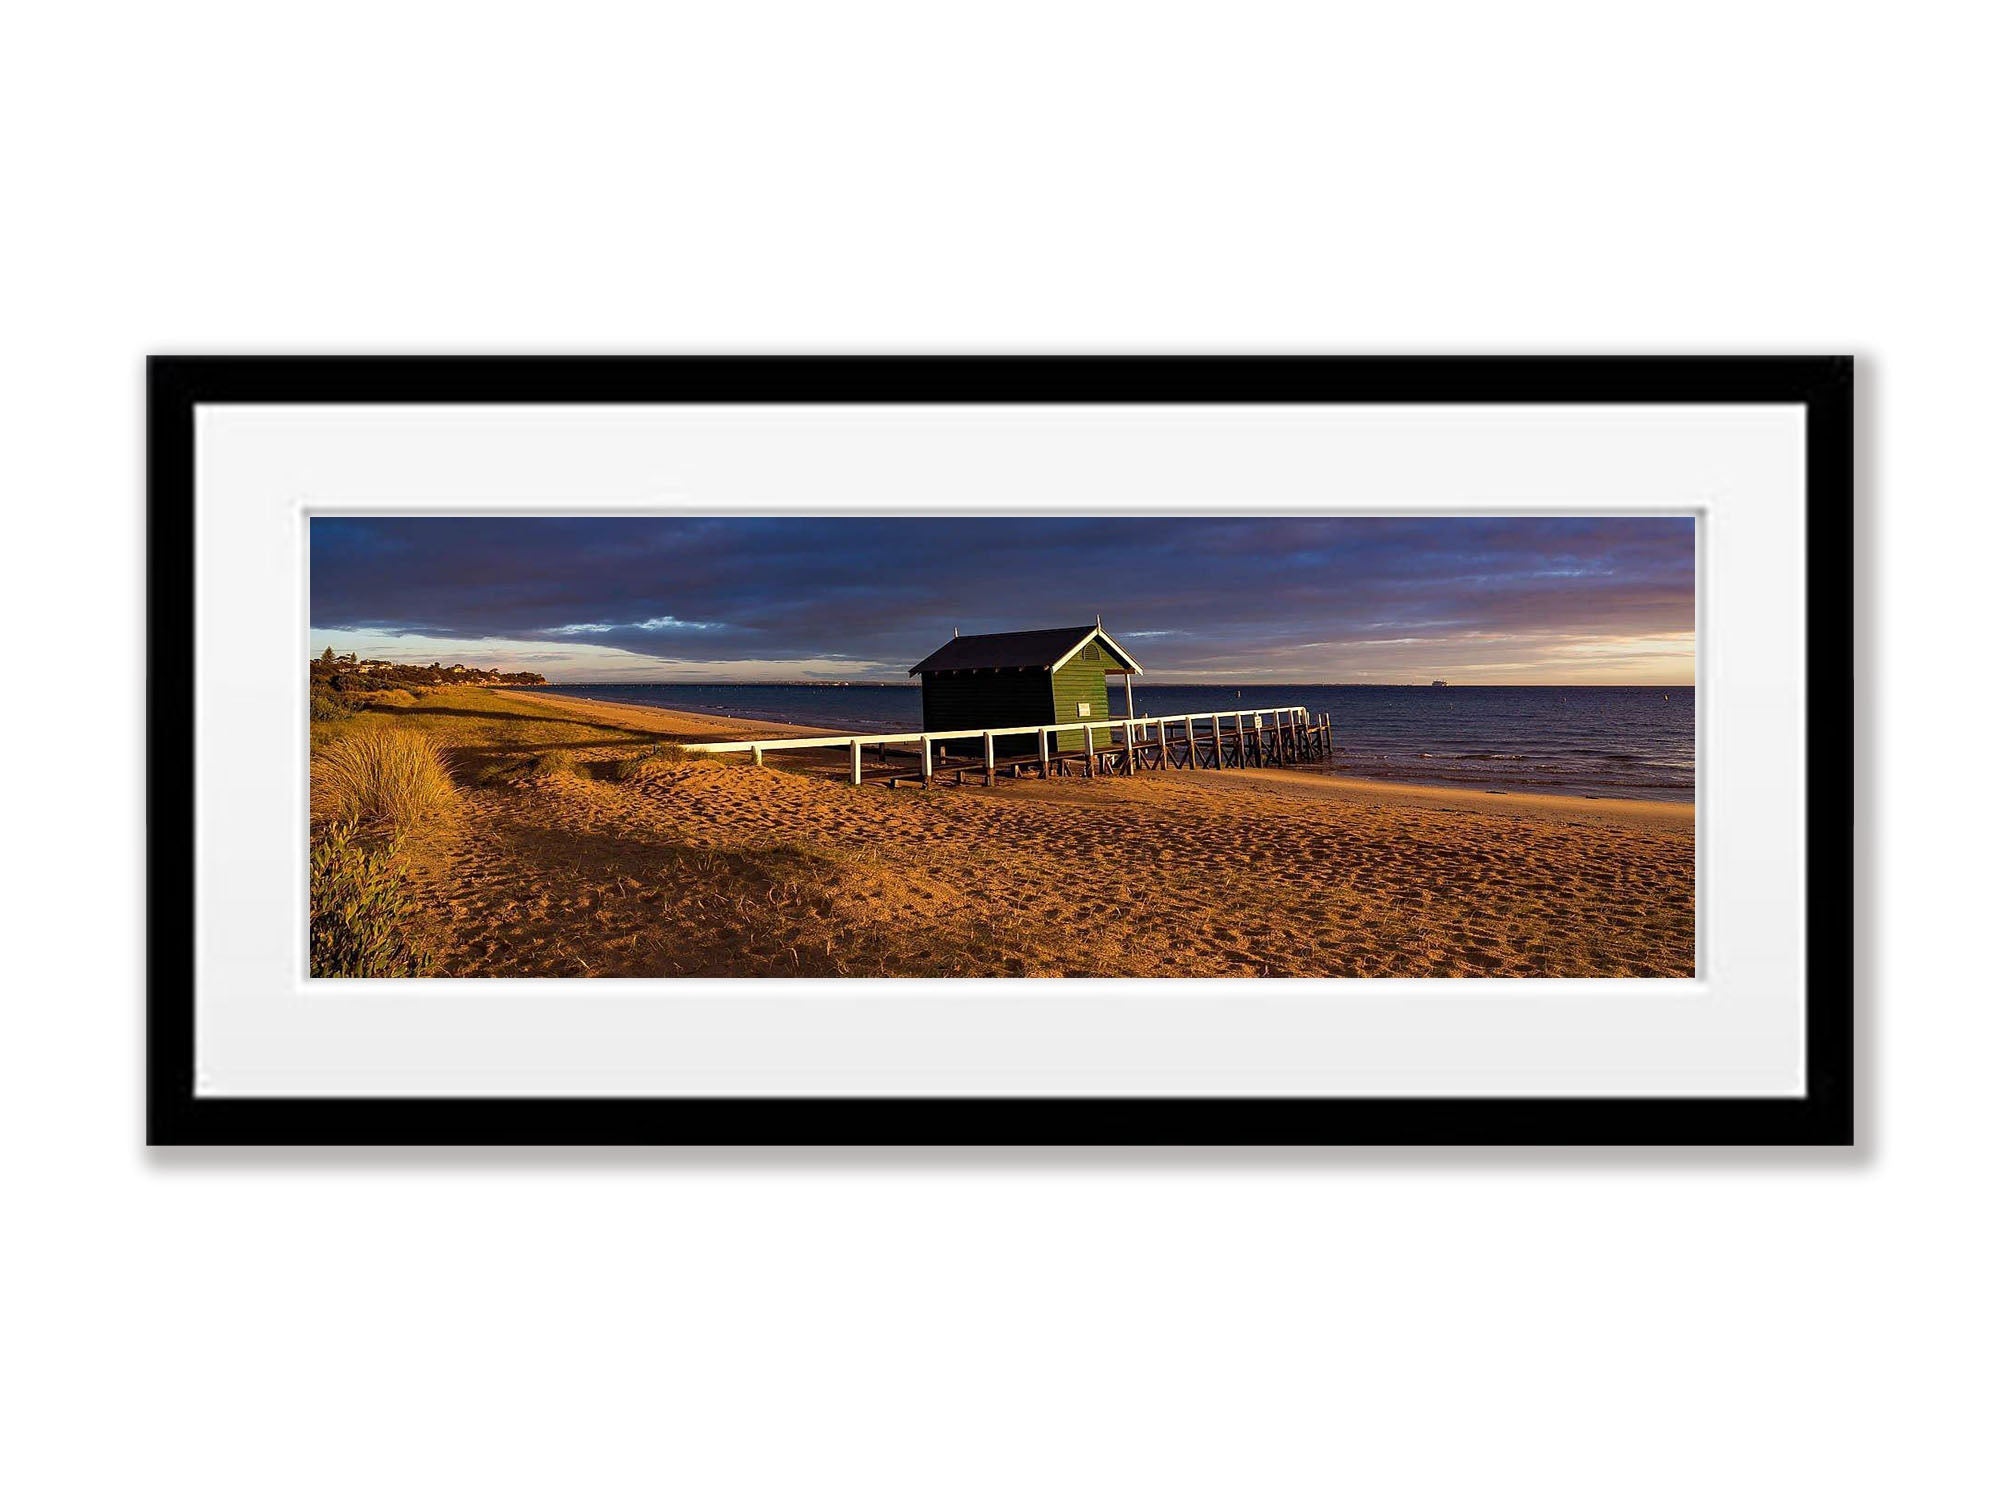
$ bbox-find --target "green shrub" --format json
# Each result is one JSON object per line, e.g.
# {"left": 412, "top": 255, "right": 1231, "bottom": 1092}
{"left": 311, "top": 727, "right": 456, "bottom": 830}
{"left": 309, "top": 822, "right": 433, "bottom": 978}
{"left": 309, "top": 685, "right": 352, "bottom": 722}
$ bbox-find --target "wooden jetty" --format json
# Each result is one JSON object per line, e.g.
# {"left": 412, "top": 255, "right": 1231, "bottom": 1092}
{"left": 681, "top": 705, "right": 1335, "bottom": 789}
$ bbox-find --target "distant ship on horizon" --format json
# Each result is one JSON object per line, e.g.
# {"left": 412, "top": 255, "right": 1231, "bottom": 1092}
{"left": 1431, "top": 679, "right": 1447, "bottom": 688}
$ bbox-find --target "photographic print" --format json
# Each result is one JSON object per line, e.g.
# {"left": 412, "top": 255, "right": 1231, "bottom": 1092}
{"left": 151, "top": 356, "right": 1851, "bottom": 1144}
{"left": 306, "top": 516, "right": 1697, "bottom": 981}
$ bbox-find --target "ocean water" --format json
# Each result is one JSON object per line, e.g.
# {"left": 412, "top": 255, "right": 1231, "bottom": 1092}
{"left": 530, "top": 682, "right": 1696, "bottom": 802}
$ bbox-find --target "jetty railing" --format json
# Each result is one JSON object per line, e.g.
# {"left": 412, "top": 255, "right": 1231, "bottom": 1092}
{"left": 681, "top": 705, "right": 1332, "bottom": 787}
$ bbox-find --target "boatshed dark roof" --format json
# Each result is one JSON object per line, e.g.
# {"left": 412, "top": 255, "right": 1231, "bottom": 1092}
{"left": 908, "top": 624, "right": 1142, "bottom": 676}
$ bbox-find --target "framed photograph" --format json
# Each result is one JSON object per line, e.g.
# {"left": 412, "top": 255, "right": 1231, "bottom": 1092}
{"left": 148, "top": 356, "right": 1853, "bottom": 1145}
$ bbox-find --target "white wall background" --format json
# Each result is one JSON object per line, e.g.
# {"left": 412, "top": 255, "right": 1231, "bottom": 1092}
{"left": 0, "top": 4, "right": 1986, "bottom": 1495}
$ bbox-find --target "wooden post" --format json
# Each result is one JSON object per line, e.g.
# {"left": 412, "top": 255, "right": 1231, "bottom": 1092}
{"left": 1124, "top": 673, "right": 1136, "bottom": 721}
{"left": 983, "top": 730, "right": 995, "bottom": 787}
{"left": 1039, "top": 726, "right": 1050, "bottom": 778}
{"left": 752, "top": 744, "right": 763, "bottom": 768}
{"left": 1083, "top": 722, "right": 1094, "bottom": 777}
{"left": 1125, "top": 721, "right": 1136, "bottom": 775}
{"left": 851, "top": 739, "right": 863, "bottom": 785}
{"left": 921, "top": 735, "right": 933, "bottom": 786}
{"left": 1183, "top": 716, "right": 1194, "bottom": 769}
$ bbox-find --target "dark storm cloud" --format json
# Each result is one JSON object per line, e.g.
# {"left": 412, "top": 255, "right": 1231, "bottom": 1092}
{"left": 309, "top": 516, "right": 1695, "bottom": 681}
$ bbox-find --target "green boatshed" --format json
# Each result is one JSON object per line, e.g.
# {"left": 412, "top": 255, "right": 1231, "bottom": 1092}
{"left": 909, "top": 621, "right": 1143, "bottom": 755}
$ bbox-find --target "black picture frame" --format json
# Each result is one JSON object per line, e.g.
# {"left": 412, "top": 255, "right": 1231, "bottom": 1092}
{"left": 148, "top": 356, "right": 1854, "bottom": 1146}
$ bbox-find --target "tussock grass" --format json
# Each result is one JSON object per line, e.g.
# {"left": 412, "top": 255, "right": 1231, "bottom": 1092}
{"left": 460, "top": 744, "right": 655, "bottom": 788}
{"left": 594, "top": 743, "right": 692, "bottom": 782}
{"left": 311, "top": 726, "right": 456, "bottom": 831}
{"left": 459, "top": 756, "right": 525, "bottom": 789}
{"left": 526, "top": 748, "right": 576, "bottom": 778}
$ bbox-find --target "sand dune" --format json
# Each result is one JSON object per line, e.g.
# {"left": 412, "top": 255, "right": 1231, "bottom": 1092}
{"left": 318, "top": 686, "right": 1694, "bottom": 979}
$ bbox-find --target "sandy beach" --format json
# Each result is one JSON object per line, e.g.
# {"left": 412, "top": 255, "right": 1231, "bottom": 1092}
{"left": 312, "top": 685, "right": 1695, "bottom": 978}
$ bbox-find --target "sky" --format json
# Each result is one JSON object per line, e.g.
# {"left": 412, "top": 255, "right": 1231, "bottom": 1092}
{"left": 308, "top": 516, "right": 1696, "bottom": 684}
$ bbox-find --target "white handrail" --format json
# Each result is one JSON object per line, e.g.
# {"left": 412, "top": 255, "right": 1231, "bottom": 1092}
{"left": 682, "top": 706, "right": 1309, "bottom": 755}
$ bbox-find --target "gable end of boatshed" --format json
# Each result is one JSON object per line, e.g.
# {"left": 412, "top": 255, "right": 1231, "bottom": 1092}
{"left": 908, "top": 623, "right": 1142, "bottom": 754}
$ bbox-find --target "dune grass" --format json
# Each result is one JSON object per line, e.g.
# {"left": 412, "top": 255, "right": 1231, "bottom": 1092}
{"left": 310, "top": 725, "right": 456, "bottom": 831}
{"left": 527, "top": 748, "right": 577, "bottom": 778}
{"left": 594, "top": 743, "right": 694, "bottom": 782}
{"left": 306, "top": 727, "right": 454, "bottom": 976}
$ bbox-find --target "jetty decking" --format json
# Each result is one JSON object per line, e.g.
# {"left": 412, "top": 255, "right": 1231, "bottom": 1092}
{"left": 682, "top": 706, "right": 1333, "bottom": 788}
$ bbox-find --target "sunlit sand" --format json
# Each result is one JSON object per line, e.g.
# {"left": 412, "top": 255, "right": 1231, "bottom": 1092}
{"left": 312, "top": 685, "right": 1695, "bottom": 979}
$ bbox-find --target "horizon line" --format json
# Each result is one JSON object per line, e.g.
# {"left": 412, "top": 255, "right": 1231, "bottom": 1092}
{"left": 530, "top": 678, "right": 1696, "bottom": 690}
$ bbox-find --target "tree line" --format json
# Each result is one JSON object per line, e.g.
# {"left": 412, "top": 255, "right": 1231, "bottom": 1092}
{"left": 312, "top": 648, "right": 547, "bottom": 689}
